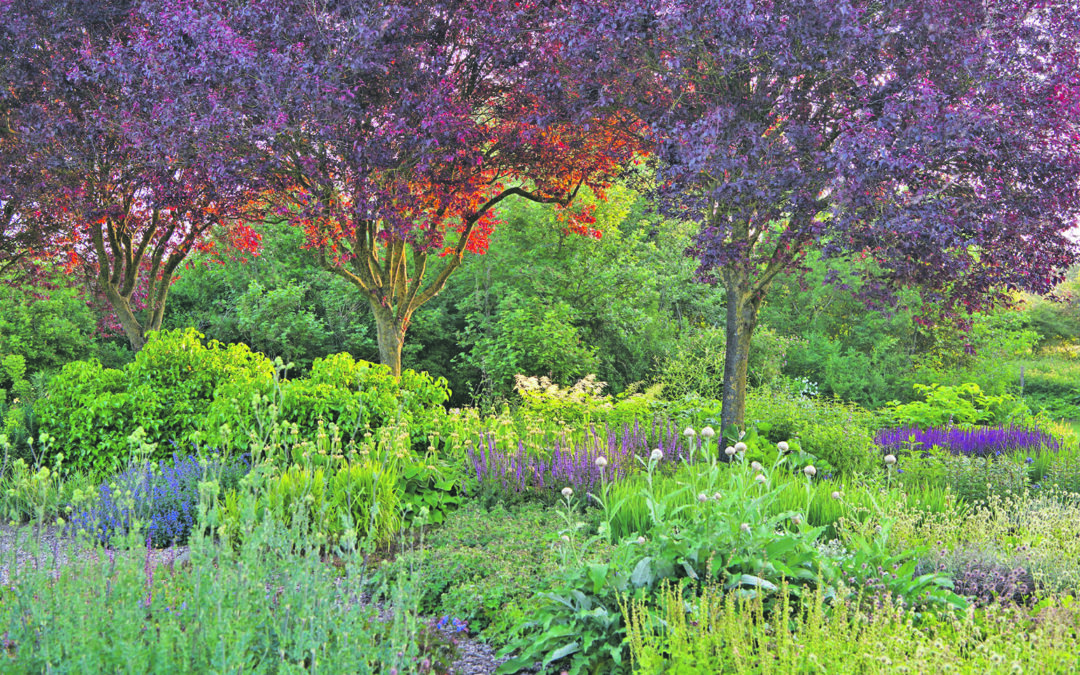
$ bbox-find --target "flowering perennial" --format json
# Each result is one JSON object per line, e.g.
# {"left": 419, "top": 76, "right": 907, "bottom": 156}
{"left": 875, "top": 426, "right": 1060, "bottom": 458}
{"left": 468, "top": 419, "right": 694, "bottom": 498}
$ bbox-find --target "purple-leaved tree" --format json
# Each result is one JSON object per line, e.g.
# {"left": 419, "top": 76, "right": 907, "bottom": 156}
{"left": 556, "top": 0, "right": 1080, "bottom": 429}
{"left": 118, "top": 0, "right": 643, "bottom": 375}
{"left": 0, "top": 0, "right": 262, "bottom": 350}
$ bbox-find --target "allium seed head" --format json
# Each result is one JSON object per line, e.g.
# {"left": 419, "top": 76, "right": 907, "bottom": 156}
{"left": 755, "top": 474, "right": 767, "bottom": 484}
{"left": 698, "top": 493, "right": 709, "bottom": 503}
{"left": 751, "top": 461, "right": 763, "bottom": 472}
{"left": 884, "top": 454, "right": 897, "bottom": 465}
{"left": 777, "top": 441, "right": 789, "bottom": 453}
{"left": 724, "top": 446, "right": 736, "bottom": 456}
{"left": 684, "top": 427, "right": 696, "bottom": 437}
{"left": 595, "top": 456, "right": 608, "bottom": 469}
{"left": 734, "top": 441, "right": 747, "bottom": 453}
{"left": 636, "top": 536, "right": 647, "bottom": 545}
{"left": 650, "top": 448, "right": 664, "bottom": 462}
{"left": 701, "top": 426, "right": 715, "bottom": 438}
{"left": 561, "top": 487, "right": 574, "bottom": 498}
{"left": 803, "top": 465, "right": 817, "bottom": 477}
{"left": 831, "top": 491, "right": 842, "bottom": 500}
{"left": 740, "top": 523, "right": 751, "bottom": 533}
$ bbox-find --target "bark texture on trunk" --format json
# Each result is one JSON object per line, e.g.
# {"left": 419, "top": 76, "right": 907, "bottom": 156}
{"left": 372, "top": 302, "right": 407, "bottom": 377}
{"left": 720, "top": 269, "right": 761, "bottom": 433}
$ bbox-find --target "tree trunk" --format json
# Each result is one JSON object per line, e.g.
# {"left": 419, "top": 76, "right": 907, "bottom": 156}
{"left": 104, "top": 286, "right": 148, "bottom": 352}
{"left": 371, "top": 302, "right": 407, "bottom": 377}
{"left": 720, "top": 270, "right": 760, "bottom": 433}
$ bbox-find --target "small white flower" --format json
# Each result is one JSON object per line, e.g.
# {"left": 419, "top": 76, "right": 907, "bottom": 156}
{"left": 777, "top": 441, "right": 789, "bottom": 453}
{"left": 751, "top": 461, "right": 763, "bottom": 472}
{"left": 740, "top": 523, "right": 751, "bottom": 533}
{"left": 724, "top": 446, "right": 736, "bottom": 456}
{"left": 595, "top": 456, "right": 608, "bottom": 469}
{"left": 755, "top": 474, "right": 767, "bottom": 484}
{"left": 701, "top": 426, "right": 716, "bottom": 438}
{"left": 636, "top": 535, "right": 647, "bottom": 545}
{"left": 884, "top": 454, "right": 897, "bottom": 466}
{"left": 713, "top": 492, "right": 723, "bottom": 501}
{"left": 734, "top": 441, "right": 747, "bottom": 453}
{"left": 561, "top": 487, "right": 574, "bottom": 499}
{"left": 684, "top": 427, "right": 696, "bottom": 437}
{"left": 650, "top": 448, "right": 664, "bottom": 462}
{"left": 697, "top": 493, "right": 709, "bottom": 503}
{"left": 560, "top": 535, "right": 571, "bottom": 544}
{"left": 791, "top": 515, "right": 802, "bottom": 526}
{"left": 803, "top": 465, "right": 817, "bottom": 477}
{"left": 831, "top": 491, "right": 842, "bottom": 500}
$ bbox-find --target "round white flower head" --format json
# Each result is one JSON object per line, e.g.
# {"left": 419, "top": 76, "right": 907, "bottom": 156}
{"left": 713, "top": 492, "right": 723, "bottom": 501}
{"left": 595, "top": 456, "right": 608, "bottom": 469}
{"left": 831, "top": 491, "right": 842, "bottom": 500}
{"left": 636, "top": 535, "right": 647, "bottom": 545}
{"left": 803, "top": 465, "right": 817, "bottom": 477}
{"left": 701, "top": 426, "right": 716, "bottom": 438}
{"left": 560, "top": 535, "right": 571, "bottom": 544}
{"left": 561, "top": 487, "right": 574, "bottom": 499}
{"left": 751, "top": 461, "right": 763, "bottom": 472}
{"left": 792, "top": 515, "right": 802, "bottom": 526}
{"left": 684, "top": 426, "right": 696, "bottom": 437}
{"left": 777, "top": 441, "right": 789, "bottom": 453}
{"left": 650, "top": 448, "right": 664, "bottom": 462}
{"left": 755, "top": 474, "right": 767, "bottom": 484}
{"left": 697, "top": 493, "right": 709, "bottom": 503}
{"left": 740, "top": 523, "right": 751, "bottom": 533}
{"left": 734, "top": 441, "right": 747, "bottom": 453}
{"left": 884, "top": 454, "right": 897, "bottom": 466}
{"left": 724, "top": 446, "right": 737, "bottom": 456}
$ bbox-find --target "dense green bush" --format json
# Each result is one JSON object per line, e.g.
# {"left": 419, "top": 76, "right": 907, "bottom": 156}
{"left": 36, "top": 330, "right": 450, "bottom": 473}
{"left": 657, "top": 325, "right": 800, "bottom": 401}
{"left": 884, "top": 382, "right": 1029, "bottom": 427}
{"left": 743, "top": 390, "right": 880, "bottom": 475}
{"left": 34, "top": 359, "right": 132, "bottom": 474}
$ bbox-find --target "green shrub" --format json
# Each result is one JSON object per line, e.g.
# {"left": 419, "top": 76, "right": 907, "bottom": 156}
{"left": 743, "top": 389, "right": 880, "bottom": 475}
{"left": 884, "top": 382, "right": 1029, "bottom": 427}
{"left": 34, "top": 359, "right": 132, "bottom": 474}
{"left": 36, "top": 331, "right": 450, "bottom": 469}
{"left": 125, "top": 328, "right": 276, "bottom": 446}
{"left": 657, "top": 325, "right": 800, "bottom": 400}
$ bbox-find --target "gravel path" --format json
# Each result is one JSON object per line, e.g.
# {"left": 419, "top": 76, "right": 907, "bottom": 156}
{"left": 0, "top": 525, "right": 520, "bottom": 674}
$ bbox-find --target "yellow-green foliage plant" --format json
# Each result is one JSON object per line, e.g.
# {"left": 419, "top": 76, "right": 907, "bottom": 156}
{"left": 624, "top": 581, "right": 1080, "bottom": 674}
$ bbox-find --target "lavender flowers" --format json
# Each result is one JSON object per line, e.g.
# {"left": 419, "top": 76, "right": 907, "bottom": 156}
{"left": 467, "top": 418, "right": 696, "bottom": 499}
{"left": 875, "top": 425, "right": 1059, "bottom": 458}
